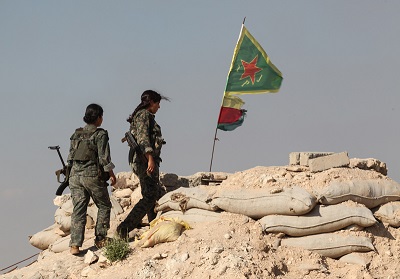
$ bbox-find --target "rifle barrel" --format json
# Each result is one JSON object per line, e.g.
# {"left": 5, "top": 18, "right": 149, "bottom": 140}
{"left": 57, "top": 149, "right": 66, "bottom": 168}
{"left": 49, "top": 145, "right": 66, "bottom": 168}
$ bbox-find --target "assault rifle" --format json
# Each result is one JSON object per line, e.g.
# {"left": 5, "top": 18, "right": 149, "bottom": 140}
{"left": 49, "top": 145, "right": 70, "bottom": 196}
{"left": 121, "top": 131, "right": 148, "bottom": 163}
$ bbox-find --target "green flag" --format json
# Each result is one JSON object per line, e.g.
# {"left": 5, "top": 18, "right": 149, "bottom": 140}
{"left": 225, "top": 25, "right": 283, "bottom": 95}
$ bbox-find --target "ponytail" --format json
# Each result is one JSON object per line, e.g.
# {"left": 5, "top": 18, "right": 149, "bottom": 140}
{"left": 127, "top": 90, "right": 169, "bottom": 122}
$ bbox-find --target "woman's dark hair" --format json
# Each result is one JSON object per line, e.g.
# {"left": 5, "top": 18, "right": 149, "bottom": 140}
{"left": 127, "top": 90, "right": 169, "bottom": 122}
{"left": 83, "top": 103, "right": 103, "bottom": 124}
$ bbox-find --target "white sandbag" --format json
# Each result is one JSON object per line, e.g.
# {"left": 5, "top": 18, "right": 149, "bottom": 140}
{"left": 86, "top": 196, "right": 124, "bottom": 222}
{"left": 54, "top": 195, "right": 122, "bottom": 234}
{"left": 48, "top": 235, "right": 71, "bottom": 253}
{"left": 86, "top": 203, "right": 98, "bottom": 222}
{"left": 212, "top": 186, "right": 316, "bottom": 219}
{"left": 260, "top": 204, "right": 376, "bottom": 236}
{"left": 318, "top": 179, "right": 400, "bottom": 208}
{"left": 339, "top": 253, "right": 369, "bottom": 266}
{"left": 161, "top": 208, "right": 223, "bottom": 224}
{"left": 113, "top": 188, "right": 133, "bottom": 199}
{"left": 53, "top": 195, "right": 73, "bottom": 233}
{"left": 373, "top": 201, "right": 400, "bottom": 227}
{"left": 61, "top": 198, "right": 73, "bottom": 214}
{"left": 54, "top": 207, "right": 72, "bottom": 233}
{"left": 53, "top": 194, "right": 71, "bottom": 207}
{"left": 49, "top": 235, "right": 93, "bottom": 253}
{"left": 155, "top": 186, "right": 218, "bottom": 213}
{"left": 29, "top": 224, "right": 63, "bottom": 250}
{"left": 110, "top": 196, "right": 124, "bottom": 218}
{"left": 281, "top": 233, "right": 375, "bottom": 258}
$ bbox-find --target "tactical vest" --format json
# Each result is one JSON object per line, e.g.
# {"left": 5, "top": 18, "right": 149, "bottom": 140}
{"left": 69, "top": 128, "right": 103, "bottom": 162}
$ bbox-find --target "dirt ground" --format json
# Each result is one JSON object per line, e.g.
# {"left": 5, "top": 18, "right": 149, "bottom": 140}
{"left": 3, "top": 164, "right": 400, "bottom": 279}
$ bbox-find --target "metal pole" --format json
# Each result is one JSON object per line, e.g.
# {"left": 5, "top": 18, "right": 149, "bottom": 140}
{"left": 209, "top": 127, "right": 219, "bottom": 172}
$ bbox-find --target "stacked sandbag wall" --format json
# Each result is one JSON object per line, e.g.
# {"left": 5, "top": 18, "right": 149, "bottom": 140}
{"left": 31, "top": 154, "right": 399, "bottom": 260}
{"left": 156, "top": 153, "right": 399, "bottom": 259}
{"left": 277, "top": 152, "right": 396, "bottom": 258}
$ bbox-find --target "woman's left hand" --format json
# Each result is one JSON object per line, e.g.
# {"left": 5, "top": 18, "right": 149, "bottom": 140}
{"left": 109, "top": 170, "right": 117, "bottom": 186}
{"left": 146, "top": 154, "right": 155, "bottom": 174}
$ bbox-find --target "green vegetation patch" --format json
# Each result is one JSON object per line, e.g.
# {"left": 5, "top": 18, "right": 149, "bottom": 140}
{"left": 103, "top": 238, "right": 131, "bottom": 262}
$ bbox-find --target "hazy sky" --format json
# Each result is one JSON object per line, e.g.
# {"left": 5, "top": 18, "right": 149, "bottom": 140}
{"left": 1, "top": 0, "right": 400, "bottom": 269}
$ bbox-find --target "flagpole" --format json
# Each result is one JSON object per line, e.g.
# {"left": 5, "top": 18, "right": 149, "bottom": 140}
{"left": 209, "top": 102, "right": 224, "bottom": 172}
{"left": 210, "top": 17, "right": 246, "bottom": 172}
{"left": 209, "top": 17, "right": 283, "bottom": 173}
{"left": 209, "top": 18, "right": 245, "bottom": 173}
{"left": 209, "top": 127, "right": 219, "bottom": 172}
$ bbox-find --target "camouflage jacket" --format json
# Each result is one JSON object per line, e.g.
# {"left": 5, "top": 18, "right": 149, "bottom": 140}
{"left": 130, "top": 109, "right": 164, "bottom": 164}
{"left": 68, "top": 124, "right": 115, "bottom": 177}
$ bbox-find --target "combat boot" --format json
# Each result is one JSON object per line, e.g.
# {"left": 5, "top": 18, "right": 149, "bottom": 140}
{"left": 116, "top": 226, "right": 129, "bottom": 240}
{"left": 95, "top": 236, "right": 111, "bottom": 248}
{"left": 70, "top": 246, "right": 80, "bottom": 255}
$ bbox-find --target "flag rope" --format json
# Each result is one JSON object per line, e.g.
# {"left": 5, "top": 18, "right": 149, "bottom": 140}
{"left": 0, "top": 252, "right": 39, "bottom": 274}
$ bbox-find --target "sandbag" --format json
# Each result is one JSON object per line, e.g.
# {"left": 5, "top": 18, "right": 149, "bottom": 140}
{"left": 110, "top": 196, "right": 124, "bottom": 217}
{"left": 60, "top": 198, "right": 73, "bottom": 214}
{"left": 29, "top": 224, "right": 63, "bottom": 250}
{"left": 54, "top": 207, "right": 72, "bottom": 233}
{"left": 83, "top": 196, "right": 124, "bottom": 222}
{"left": 54, "top": 196, "right": 122, "bottom": 233}
{"left": 48, "top": 235, "right": 71, "bottom": 253}
{"left": 49, "top": 235, "right": 93, "bottom": 253}
{"left": 136, "top": 217, "right": 191, "bottom": 248}
{"left": 339, "top": 253, "right": 369, "bottom": 266}
{"left": 155, "top": 186, "right": 218, "bottom": 213}
{"left": 318, "top": 179, "right": 400, "bottom": 208}
{"left": 281, "top": 233, "right": 375, "bottom": 258}
{"left": 374, "top": 201, "right": 400, "bottom": 227}
{"left": 53, "top": 194, "right": 71, "bottom": 207}
{"left": 211, "top": 186, "right": 316, "bottom": 219}
{"left": 161, "top": 208, "right": 223, "bottom": 224}
{"left": 260, "top": 204, "right": 376, "bottom": 236}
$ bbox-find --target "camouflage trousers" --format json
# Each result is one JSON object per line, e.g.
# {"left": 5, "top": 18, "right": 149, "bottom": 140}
{"left": 117, "top": 160, "right": 164, "bottom": 236}
{"left": 69, "top": 175, "right": 111, "bottom": 247}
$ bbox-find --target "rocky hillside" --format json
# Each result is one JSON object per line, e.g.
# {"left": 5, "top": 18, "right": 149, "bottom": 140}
{"left": 3, "top": 153, "right": 400, "bottom": 279}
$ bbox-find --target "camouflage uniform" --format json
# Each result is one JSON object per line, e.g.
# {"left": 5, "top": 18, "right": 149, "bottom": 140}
{"left": 117, "top": 109, "right": 165, "bottom": 236}
{"left": 67, "top": 124, "right": 115, "bottom": 247}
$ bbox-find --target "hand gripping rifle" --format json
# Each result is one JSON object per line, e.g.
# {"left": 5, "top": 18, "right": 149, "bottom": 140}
{"left": 48, "top": 145, "right": 70, "bottom": 196}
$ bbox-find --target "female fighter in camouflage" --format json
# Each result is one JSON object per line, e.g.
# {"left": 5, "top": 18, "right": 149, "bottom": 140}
{"left": 117, "top": 90, "right": 169, "bottom": 239}
{"left": 67, "top": 103, "right": 116, "bottom": 255}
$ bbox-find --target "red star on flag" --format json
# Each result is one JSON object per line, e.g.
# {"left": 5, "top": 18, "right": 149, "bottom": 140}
{"left": 240, "top": 55, "right": 262, "bottom": 84}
